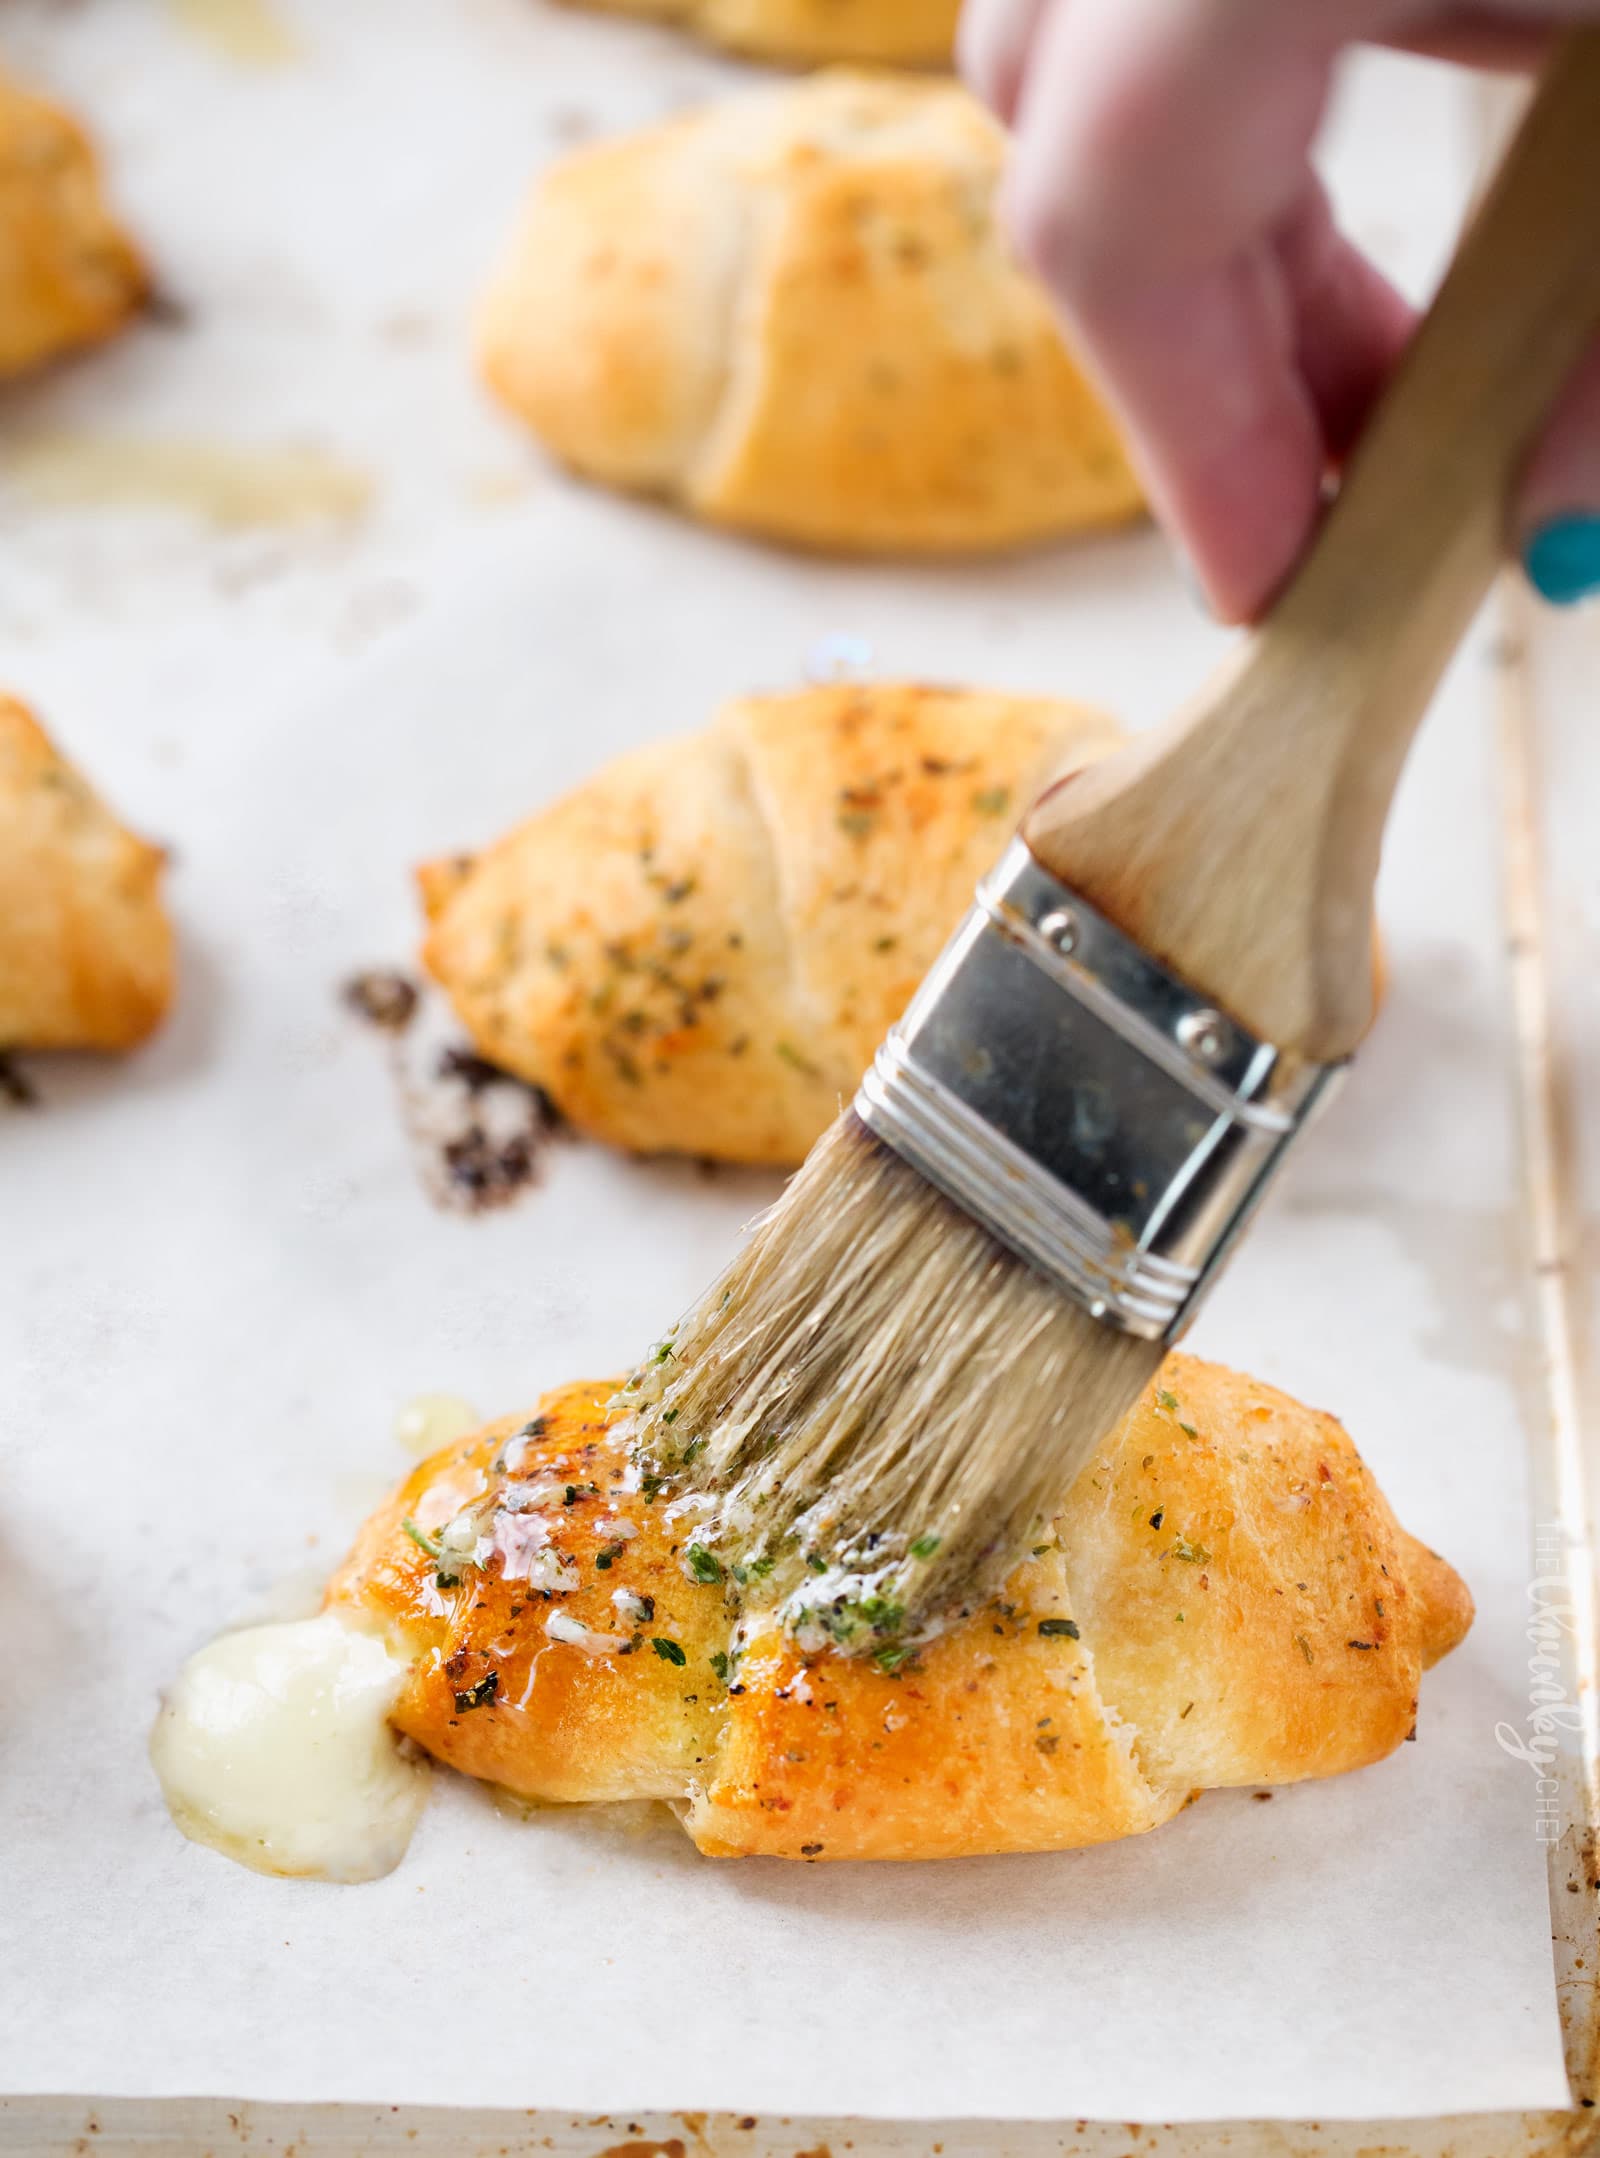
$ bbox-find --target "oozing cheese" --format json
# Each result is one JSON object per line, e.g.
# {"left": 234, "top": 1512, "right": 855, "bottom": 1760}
{"left": 150, "top": 1614, "right": 428, "bottom": 1882}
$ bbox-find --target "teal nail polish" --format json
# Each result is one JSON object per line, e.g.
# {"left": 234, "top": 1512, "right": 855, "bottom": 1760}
{"left": 1524, "top": 515, "right": 1600, "bottom": 607}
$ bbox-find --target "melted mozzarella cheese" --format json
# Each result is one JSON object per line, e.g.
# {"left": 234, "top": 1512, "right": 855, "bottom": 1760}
{"left": 150, "top": 1613, "right": 428, "bottom": 1883}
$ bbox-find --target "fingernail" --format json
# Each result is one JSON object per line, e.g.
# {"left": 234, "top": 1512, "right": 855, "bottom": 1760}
{"left": 1523, "top": 515, "right": 1600, "bottom": 607}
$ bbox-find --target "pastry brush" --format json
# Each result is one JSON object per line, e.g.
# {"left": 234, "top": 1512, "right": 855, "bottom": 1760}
{"left": 626, "top": 35, "right": 1600, "bottom": 1651}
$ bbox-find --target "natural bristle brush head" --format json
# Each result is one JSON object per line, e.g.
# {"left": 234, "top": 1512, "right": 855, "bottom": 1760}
{"left": 622, "top": 1110, "right": 1164, "bottom": 1654}
{"left": 618, "top": 831, "right": 1345, "bottom": 1656}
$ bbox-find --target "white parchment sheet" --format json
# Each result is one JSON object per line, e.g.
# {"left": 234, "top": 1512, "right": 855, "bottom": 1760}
{"left": 0, "top": 0, "right": 1571, "bottom": 2126}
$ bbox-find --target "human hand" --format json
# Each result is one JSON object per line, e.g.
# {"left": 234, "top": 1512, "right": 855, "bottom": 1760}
{"left": 960, "top": 0, "right": 1600, "bottom": 619}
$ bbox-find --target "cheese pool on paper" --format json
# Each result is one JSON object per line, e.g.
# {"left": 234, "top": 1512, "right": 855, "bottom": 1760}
{"left": 150, "top": 1613, "right": 428, "bottom": 1883}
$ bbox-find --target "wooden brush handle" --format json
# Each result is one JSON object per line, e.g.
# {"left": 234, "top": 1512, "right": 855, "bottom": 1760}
{"left": 1023, "top": 31, "right": 1600, "bottom": 1064}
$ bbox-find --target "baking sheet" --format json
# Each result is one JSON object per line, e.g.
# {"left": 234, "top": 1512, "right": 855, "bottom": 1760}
{"left": 0, "top": 0, "right": 1572, "bottom": 2127}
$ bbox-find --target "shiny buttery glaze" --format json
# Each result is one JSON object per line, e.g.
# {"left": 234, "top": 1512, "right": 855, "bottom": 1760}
{"left": 321, "top": 1360, "right": 1471, "bottom": 1863}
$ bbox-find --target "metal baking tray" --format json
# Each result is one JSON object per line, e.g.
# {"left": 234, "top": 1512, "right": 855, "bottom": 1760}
{"left": 0, "top": 31, "right": 1591, "bottom": 2158}
{"left": 4, "top": 582, "right": 1593, "bottom": 2158}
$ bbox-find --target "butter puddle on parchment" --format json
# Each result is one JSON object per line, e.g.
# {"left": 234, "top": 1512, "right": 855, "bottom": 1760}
{"left": 396, "top": 1392, "right": 481, "bottom": 1461}
{"left": 165, "top": 0, "right": 300, "bottom": 66}
{"left": 4, "top": 434, "right": 372, "bottom": 528}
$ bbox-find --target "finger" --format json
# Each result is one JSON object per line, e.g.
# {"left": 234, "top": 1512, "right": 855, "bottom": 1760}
{"left": 1030, "top": 227, "right": 1328, "bottom": 622}
{"left": 1273, "top": 177, "right": 1417, "bottom": 455}
{"left": 959, "top": 0, "right": 1051, "bottom": 125}
{"left": 1001, "top": 0, "right": 1377, "bottom": 618}
{"left": 1388, "top": 25, "right": 1551, "bottom": 65}
{"left": 1518, "top": 332, "right": 1600, "bottom": 605}
{"left": 1390, "top": 0, "right": 1600, "bottom": 71}
{"left": 996, "top": 0, "right": 1571, "bottom": 616}
{"left": 1003, "top": 0, "right": 1371, "bottom": 284}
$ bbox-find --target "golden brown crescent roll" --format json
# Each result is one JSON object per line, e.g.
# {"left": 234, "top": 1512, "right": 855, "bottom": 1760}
{"left": 0, "top": 697, "right": 174, "bottom": 1051}
{"left": 419, "top": 679, "right": 1122, "bottom": 1166}
{"left": 563, "top": 0, "right": 957, "bottom": 64}
{"left": 477, "top": 72, "right": 1142, "bottom": 555}
{"left": 327, "top": 1356, "right": 1472, "bottom": 1862}
{"left": 0, "top": 68, "right": 146, "bottom": 378}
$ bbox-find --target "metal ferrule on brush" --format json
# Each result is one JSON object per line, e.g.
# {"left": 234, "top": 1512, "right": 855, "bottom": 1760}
{"left": 855, "top": 837, "right": 1343, "bottom": 1343}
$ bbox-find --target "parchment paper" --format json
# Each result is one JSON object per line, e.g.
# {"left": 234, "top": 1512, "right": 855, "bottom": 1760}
{"left": 0, "top": 0, "right": 1570, "bottom": 2125}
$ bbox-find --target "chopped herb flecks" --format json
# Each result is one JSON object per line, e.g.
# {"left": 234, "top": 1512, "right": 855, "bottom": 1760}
{"left": 402, "top": 1514, "right": 471, "bottom": 1588}
{"left": 401, "top": 1516, "right": 444, "bottom": 1561}
{"left": 775, "top": 1040, "right": 822, "bottom": 1079}
{"left": 452, "top": 1671, "right": 499, "bottom": 1714}
{"left": 652, "top": 1637, "right": 686, "bottom": 1667}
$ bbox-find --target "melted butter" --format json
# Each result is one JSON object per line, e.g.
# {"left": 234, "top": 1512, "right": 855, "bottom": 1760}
{"left": 395, "top": 1392, "right": 480, "bottom": 1460}
{"left": 150, "top": 1614, "right": 427, "bottom": 1882}
{"left": 6, "top": 435, "right": 372, "bottom": 528}
{"left": 165, "top": 0, "right": 299, "bottom": 64}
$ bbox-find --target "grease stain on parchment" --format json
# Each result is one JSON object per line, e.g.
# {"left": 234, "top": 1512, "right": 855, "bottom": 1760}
{"left": 165, "top": 0, "right": 300, "bottom": 66}
{"left": 1283, "top": 1182, "right": 1522, "bottom": 1383}
{"left": 5, "top": 434, "right": 371, "bottom": 528}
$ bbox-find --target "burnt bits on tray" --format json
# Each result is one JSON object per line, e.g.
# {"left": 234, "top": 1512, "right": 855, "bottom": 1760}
{"left": 0, "top": 1052, "right": 38, "bottom": 1108}
{"left": 341, "top": 969, "right": 564, "bottom": 1214}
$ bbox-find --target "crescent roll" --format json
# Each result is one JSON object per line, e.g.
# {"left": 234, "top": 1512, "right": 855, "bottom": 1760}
{"left": 327, "top": 1356, "right": 1472, "bottom": 1863}
{"left": 477, "top": 72, "right": 1142, "bottom": 555}
{"left": 0, "top": 68, "right": 146, "bottom": 378}
{"left": 0, "top": 698, "right": 174, "bottom": 1052}
{"left": 419, "top": 679, "right": 1122, "bottom": 1166}
{"left": 562, "top": 0, "right": 957, "bottom": 64}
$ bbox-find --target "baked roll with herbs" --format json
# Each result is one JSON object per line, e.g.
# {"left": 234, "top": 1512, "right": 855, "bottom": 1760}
{"left": 0, "top": 697, "right": 174, "bottom": 1052}
{"left": 477, "top": 72, "right": 1142, "bottom": 556}
{"left": 559, "top": 0, "right": 957, "bottom": 65}
{"left": 0, "top": 67, "right": 145, "bottom": 378}
{"left": 419, "top": 679, "right": 1121, "bottom": 1166}
{"left": 327, "top": 1357, "right": 1472, "bottom": 1863}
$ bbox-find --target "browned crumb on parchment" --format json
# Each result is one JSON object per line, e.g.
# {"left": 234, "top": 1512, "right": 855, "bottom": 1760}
{"left": 0, "top": 1052, "right": 38, "bottom": 1109}
{"left": 340, "top": 968, "right": 565, "bottom": 1214}
{"left": 341, "top": 968, "right": 417, "bottom": 1032}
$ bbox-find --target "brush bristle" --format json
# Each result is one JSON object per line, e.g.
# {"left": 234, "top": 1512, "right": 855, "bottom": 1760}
{"left": 622, "top": 1109, "right": 1164, "bottom": 1653}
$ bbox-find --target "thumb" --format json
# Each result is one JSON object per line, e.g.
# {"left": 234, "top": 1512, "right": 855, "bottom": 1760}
{"left": 1519, "top": 331, "right": 1600, "bottom": 606}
